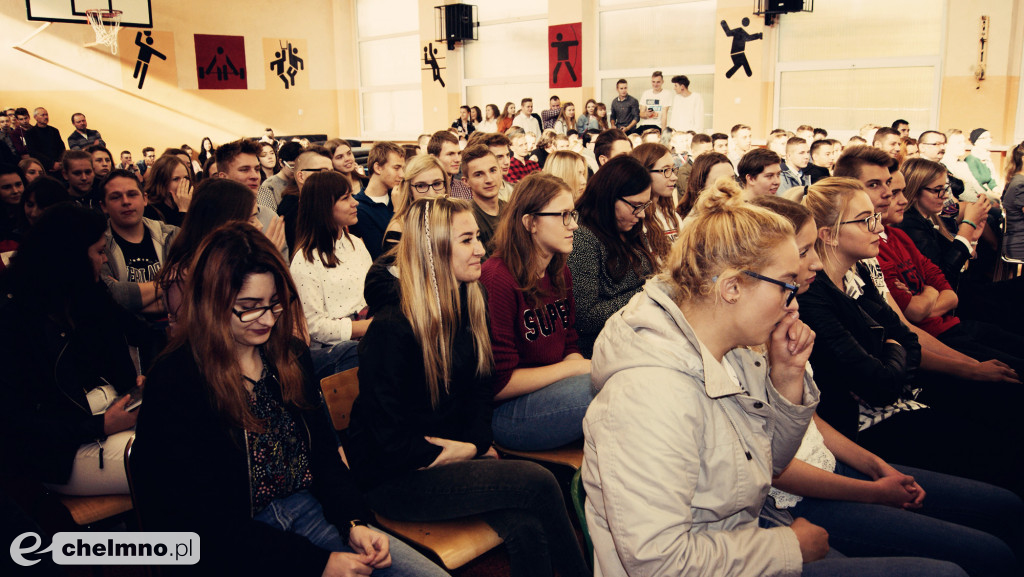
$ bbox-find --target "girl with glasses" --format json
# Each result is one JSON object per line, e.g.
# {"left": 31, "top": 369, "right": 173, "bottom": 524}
{"left": 346, "top": 197, "right": 590, "bottom": 577}
{"left": 633, "top": 142, "right": 684, "bottom": 247}
{"left": 899, "top": 158, "right": 1024, "bottom": 337}
{"left": 567, "top": 155, "right": 657, "bottom": 357}
{"left": 291, "top": 171, "right": 373, "bottom": 381}
{"left": 797, "top": 177, "right": 1024, "bottom": 497}
{"left": 382, "top": 155, "right": 449, "bottom": 253}
{"left": 581, "top": 177, "right": 937, "bottom": 576}
{"left": 136, "top": 222, "right": 446, "bottom": 577}
{"left": 480, "top": 173, "right": 593, "bottom": 451}
{"left": 754, "top": 195, "right": 1024, "bottom": 577}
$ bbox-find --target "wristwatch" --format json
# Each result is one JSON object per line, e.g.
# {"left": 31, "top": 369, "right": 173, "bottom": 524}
{"left": 342, "top": 519, "right": 368, "bottom": 542}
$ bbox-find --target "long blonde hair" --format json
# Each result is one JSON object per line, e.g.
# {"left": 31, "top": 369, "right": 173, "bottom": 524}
{"left": 800, "top": 177, "right": 867, "bottom": 270}
{"left": 396, "top": 197, "right": 493, "bottom": 408}
{"left": 543, "top": 150, "right": 587, "bottom": 200}
{"left": 661, "top": 176, "right": 794, "bottom": 306}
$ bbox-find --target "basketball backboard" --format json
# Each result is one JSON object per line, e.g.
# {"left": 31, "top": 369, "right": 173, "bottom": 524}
{"left": 26, "top": 0, "right": 153, "bottom": 28}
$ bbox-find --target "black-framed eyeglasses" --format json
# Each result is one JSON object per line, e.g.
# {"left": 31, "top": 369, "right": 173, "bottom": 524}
{"left": 232, "top": 301, "right": 285, "bottom": 323}
{"left": 920, "top": 183, "right": 951, "bottom": 197}
{"left": 618, "top": 197, "right": 653, "bottom": 216}
{"left": 300, "top": 167, "right": 330, "bottom": 173}
{"left": 839, "top": 212, "right": 883, "bottom": 233}
{"left": 742, "top": 270, "right": 799, "bottom": 307}
{"left": 532, "top": 210, "right": 579, "bottom": 227}
{"left": 649, "top": 166, "right": 676, "bottom": 178}
{"left": 410, "top": 180, "right": 446, "bottom": 194}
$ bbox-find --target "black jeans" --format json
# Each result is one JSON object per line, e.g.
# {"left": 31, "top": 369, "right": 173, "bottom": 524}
{"left": 366, "top": 459, "right": 589, "bottom": 577}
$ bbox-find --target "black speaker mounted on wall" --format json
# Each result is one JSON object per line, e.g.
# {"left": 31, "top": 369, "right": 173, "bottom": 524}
{"left": 435, "top": 4, "right": 478, "bottom": 50}
{"left": 754, "top": 0, "right": 813, "bottom": 25}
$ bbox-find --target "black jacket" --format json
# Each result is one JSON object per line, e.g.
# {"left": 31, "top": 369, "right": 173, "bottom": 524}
{"left": 133, "top": 342, "right": 372, "bottom": 576}
{"left": 895, "top": 206, "right": 970, "bottom": 289}
{"left": 799, "top": 266, "right": 921, "bottom": 439}
{"left": 346, "top": 287, "right": 494, "bottom": 491}
{"left": 0, "top": 285, "right": 152, "bottom": 484}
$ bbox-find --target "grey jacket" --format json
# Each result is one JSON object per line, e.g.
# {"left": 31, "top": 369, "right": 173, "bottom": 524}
{"left": 583, "top": 278, "right": 818, "bottom": 577}
{"left": 101, "top": 217, "right": 179, "bottom": 311}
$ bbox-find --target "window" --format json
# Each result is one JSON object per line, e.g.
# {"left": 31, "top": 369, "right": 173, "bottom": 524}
{"left": 774, "top": 0, "right": 943, "bottom": 133}
{"left": 356, "top": 0, "right": 423, "bottom": 139}
{"left": 462, "top": 2, "right": 548, "bottom": 119}
{"left": 597, "top": 1, "right": 716, "bottom": 129}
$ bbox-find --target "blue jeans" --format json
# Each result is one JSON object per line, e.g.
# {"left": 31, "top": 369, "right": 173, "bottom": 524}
{"left": 491, "top": 373, "right": 594, "bottom": 450}
{"left": 310, "top": 340, "right": 360, "bottom": 382}
{"left": 254, "top": 490, "right": 449, "bottom": 576}
{"left": 790, "top": 463, "right": 1023, "bottom": 577}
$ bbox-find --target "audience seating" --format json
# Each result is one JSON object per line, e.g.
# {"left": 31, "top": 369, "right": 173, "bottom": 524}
{"left": 997, "top": 209, "right": 1023, "bottom": 280}
{"left": 494, "top": 440, "right": 584, "bottom": 471}
{"left": 319, "top": 369, "right": 504, "bottom": 571}
{"left": 570, "top": 469, "right": 593, "bottom": 567}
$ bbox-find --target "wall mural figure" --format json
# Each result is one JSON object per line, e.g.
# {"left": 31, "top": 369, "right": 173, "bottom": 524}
{"left": 721, "top": 18, "right": 762, "bottom": 79}
{"left": 270, "top": 40, "right": 304, "bottom": 89}
{"left": 132, "top": 31, "right": 166, "bottom": 90}
{"left": 423, "top": 43, "right": 445, "bottom": 87}
{"left": 550, "top": 32, "right": 578, "bottom": 85}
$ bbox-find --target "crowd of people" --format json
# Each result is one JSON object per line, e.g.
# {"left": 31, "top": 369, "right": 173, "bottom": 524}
{"left": 2, "top": 78, "right": 1024, "bottom": 576}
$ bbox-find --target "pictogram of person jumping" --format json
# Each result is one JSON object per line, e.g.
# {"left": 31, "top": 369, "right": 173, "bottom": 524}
{"left": 721, "top": 18, "right": 762, "bottom": 79}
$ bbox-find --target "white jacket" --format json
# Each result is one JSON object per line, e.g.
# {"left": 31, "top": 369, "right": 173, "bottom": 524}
{"left": 582, "top": 278, "right": 818, "bottom": 577}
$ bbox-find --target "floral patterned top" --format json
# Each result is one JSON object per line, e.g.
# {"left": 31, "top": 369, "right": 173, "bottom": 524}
{"left": 245, "top": 359, "right": 313, "bottom": 514}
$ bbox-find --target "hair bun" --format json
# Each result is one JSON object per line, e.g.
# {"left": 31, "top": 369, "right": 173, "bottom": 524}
{"left": 693, "top": 174, "right": 744, "bottom": 215}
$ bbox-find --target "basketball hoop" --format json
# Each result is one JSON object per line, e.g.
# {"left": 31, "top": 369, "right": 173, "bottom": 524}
{"left": 84, "top": 9, "right": 122, "bottom": 55}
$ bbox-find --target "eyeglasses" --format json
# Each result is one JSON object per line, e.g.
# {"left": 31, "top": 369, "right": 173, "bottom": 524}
{"left": 921, "top": 183, "right": 951, "bottom": 197}
{"left": 618, "top": 197, "right": 653, "bottom": 216}
{"left": 300, "top": 168, "right": 330, "bottom": 173}
{"left": 649, "top": 166, "right": 676, "bottom": 178}
{"left": 742, "top": 270, "right": 799, "bottom": 307}
{"left": 410, "top": 180, "right": 446, "bottom": 194}
{"left": 532, "top": 210, "right": 579, "bottom": 227}
{"left": 839, "top": 212, "right": 883, "bottom": 232}
{"left": 919, "top": 141, "right": 945, "bottom": 147}
{"left": 232, "top": 301, "right": 285, "bottom": 323}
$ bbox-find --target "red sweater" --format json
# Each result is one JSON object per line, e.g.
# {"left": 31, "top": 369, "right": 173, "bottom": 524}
{"left": 480, "top": 256, "right": 580, "bottom": 396}
{"left": 876, "top": 226, "right": 959, "bottom": 337}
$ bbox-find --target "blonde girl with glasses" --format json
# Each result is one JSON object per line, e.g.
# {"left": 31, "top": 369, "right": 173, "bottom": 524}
{"left": 382, "top": 154, "right": 449, "bottom": 252}
{"left": 346, "top": 197, "right": 590, "bottom": 577}
{"left": 797, "top": 177, "right": 1024, "bottom": 497}
{"left": 480, "top": 173, "right": 593, "bottom": 451}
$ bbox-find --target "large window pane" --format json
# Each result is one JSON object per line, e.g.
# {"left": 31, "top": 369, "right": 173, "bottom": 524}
{"left": 359, "top": 36, "right": 421, "bottom": 87}
{"left": 357, "top": 0, "right": 418, "bottom": 38}
{"left": 778, "top": 0, "right": 940, "bottom": 62}
{"left": 477, "top": 0, "right": 547, "bottom": 21}
{"left": 599, "top": 2, "right": 716, "bottom": 69}
{"left": 465, "top": 20, "right": 548, "bottom": 79}
{"left": 362, "top": 90, "right": 424, "bottom": 137}
{"left": 778, "top": 68, "right": 934, "bottom": 131}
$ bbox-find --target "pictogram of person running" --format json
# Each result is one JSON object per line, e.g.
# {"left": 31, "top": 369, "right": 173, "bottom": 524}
{"left": 721, "top": 18, "right": 762, "bottom": 79}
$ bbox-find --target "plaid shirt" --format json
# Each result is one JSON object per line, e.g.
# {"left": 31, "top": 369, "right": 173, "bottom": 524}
{"left": 449, "top": 177, "right": 472, "bottom": 200}
{"left": 506, "top": 157, "right": 540, "bottom": 184}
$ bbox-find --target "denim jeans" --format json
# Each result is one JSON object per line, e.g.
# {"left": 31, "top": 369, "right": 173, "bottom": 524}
{"left": 254, "top": 490, "right": 449, "bottom": 576}
{"left": 310, "top": 340, "right": 360, "bottom": 382}
{"left": 366, "top": 460, "right": 589, "bottom": 577}
{"left": 790, "top": 463, "right": 1023, "bottom": 577}
{"left": 491, "top": 373, "right": 594, "bottom": 450}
